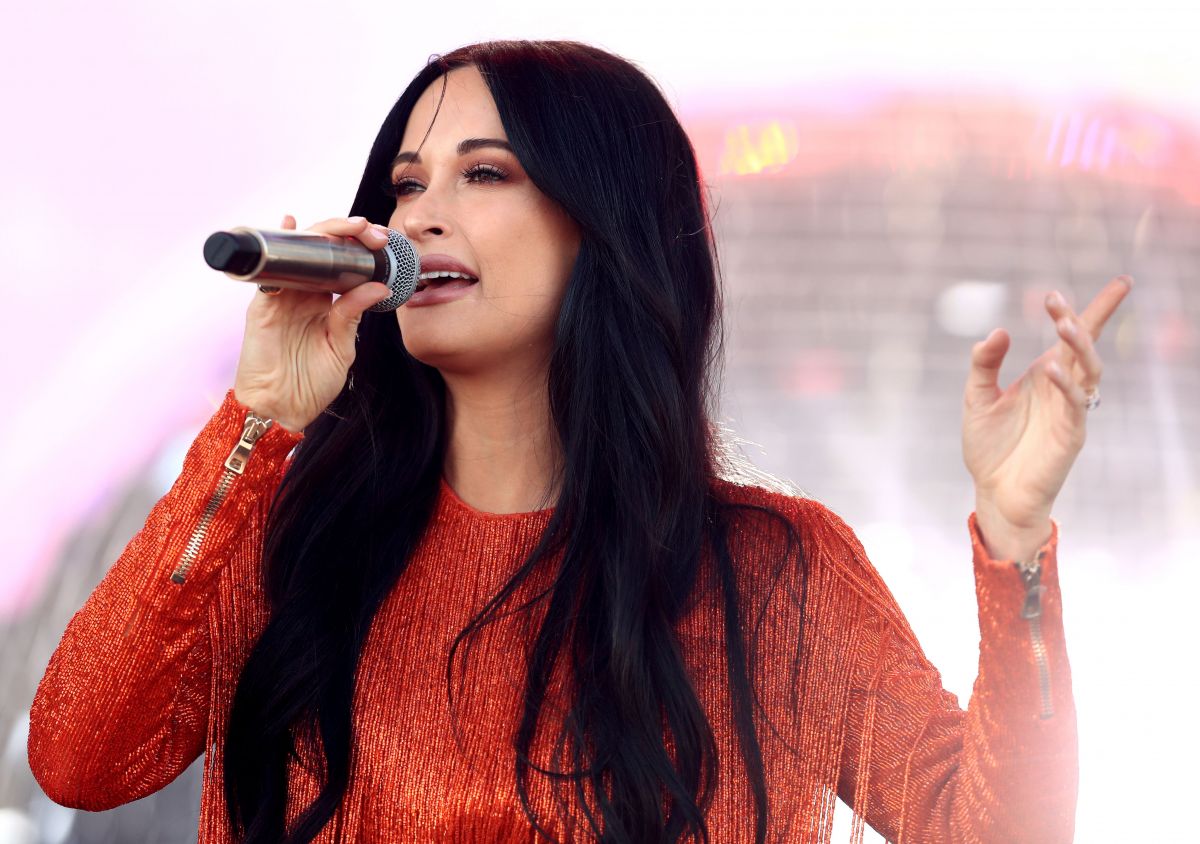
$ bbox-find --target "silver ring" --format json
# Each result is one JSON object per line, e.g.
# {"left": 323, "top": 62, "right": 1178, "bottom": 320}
{"left": 258, "top": 285, "right": 283, "bottom": 296}
{"left": 1084, "top": 387, "right": 1101, "bottom": 411}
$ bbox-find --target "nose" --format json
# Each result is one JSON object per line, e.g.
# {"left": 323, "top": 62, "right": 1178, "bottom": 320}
{"left": 393, "top": 187, "right": 452, "bottom": 242}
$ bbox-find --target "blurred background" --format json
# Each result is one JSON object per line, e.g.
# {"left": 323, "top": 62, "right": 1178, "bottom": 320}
{"left": 1, "top": 1, "right": 1197, "bottom": 841}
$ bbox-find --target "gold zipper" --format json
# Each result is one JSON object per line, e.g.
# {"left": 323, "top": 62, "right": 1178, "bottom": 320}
{"left": 1016, "top": 550, "right": 1053, "bottom": 719}
{"left": 169, "top": 411, "right": 273, "bottom": 584}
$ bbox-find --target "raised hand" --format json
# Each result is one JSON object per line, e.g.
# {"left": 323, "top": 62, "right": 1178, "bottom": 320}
{"left": 962, "top": 275, "right": 1133, "bottom": 561}
{"left": 232, "top": 215, "right": 393, "bottom": 432}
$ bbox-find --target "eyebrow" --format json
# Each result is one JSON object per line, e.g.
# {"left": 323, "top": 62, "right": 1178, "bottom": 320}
{"left": 390, "top": 138, "right": 514, "bottom": 168}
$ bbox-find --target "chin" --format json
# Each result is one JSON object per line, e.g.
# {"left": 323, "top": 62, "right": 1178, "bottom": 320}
{"left": 398, "top": 323, "right": 490, "bottom": 373}
{"left": 399, "top": 333, "right": 469, "bottom": 371}
{"left": 398, "top": 321, "right": 555, "bottom": 379}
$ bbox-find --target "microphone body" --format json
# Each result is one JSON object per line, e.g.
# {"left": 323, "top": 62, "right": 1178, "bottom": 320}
{"left": 203, "top": 226, "right": 420, "bottom": 311}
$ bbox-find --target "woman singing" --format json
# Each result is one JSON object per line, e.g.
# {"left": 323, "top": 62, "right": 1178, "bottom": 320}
{"left": 28, "top": 40, "right": 1130, "bottom": 843}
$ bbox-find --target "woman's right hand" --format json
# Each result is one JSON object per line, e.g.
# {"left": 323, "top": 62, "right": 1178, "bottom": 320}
{"left": 233, "top": 215, "right": 394, "bottom": 432}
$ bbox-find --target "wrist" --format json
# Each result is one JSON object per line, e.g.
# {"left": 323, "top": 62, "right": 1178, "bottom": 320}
{"left": 273, "top": 417, "right": 305, "bottom": 434}
{"left": 974, "top": 498, "right": 1053, "bottom": 562}
{"left": 232, "top": 390, "right": 304, "bottom": 434}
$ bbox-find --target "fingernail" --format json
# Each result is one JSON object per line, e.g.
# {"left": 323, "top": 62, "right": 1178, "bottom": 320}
{"left": 371, "top": 224, "right": 389, "bottom": 238}
{"left": 1117, "top": 274, "right": 1134, "bottom": 287}
{"left": 349, "top": 216, "right": 366, "bottom": 224}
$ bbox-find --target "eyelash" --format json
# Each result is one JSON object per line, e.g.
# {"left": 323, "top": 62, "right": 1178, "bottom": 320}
{"left": 381, "top": 163, "right": 509, "bottom": 198}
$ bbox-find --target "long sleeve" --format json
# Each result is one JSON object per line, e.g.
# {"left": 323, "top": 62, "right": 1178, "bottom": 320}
{"left": 833, "top": 512, "right": 1078, "bottom": 843}
{"left": 28, "top": 390, "right": 302, "bottom": 810}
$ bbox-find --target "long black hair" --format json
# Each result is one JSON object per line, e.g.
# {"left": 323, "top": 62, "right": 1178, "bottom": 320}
{"left": 223, "top": 40, "right": 804, "bottom": 843}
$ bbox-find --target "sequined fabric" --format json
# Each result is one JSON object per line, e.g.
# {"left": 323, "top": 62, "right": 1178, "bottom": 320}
{"left": 28, "top": 390, "right": 1077, "bottom": 842}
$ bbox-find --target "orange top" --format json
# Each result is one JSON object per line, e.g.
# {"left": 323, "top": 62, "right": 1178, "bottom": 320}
{"left": 28, "top": 391, "right": 1077, "bottom": 842}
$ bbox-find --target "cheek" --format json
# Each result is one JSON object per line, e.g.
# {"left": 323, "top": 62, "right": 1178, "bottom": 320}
{"left": 489, "top": 222, "right": 575, "bottom": 298}
{"left": 536, "top": 207, "right": 581, "bottom": 293}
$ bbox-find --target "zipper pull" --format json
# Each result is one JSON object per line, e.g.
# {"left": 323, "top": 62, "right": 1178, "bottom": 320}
{"left": 1016, "top": 551, "right": 1046, "bottom": 619}
{"left": 224, "top": 412, "right": 273, "bottom": 474}
{"left": 168, "top": 410, "right": 275, "bottom": 585}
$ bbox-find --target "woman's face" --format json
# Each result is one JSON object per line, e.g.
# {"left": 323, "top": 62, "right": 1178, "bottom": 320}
{"left": 387, "top": 65, "right": 581, "bottom": 375}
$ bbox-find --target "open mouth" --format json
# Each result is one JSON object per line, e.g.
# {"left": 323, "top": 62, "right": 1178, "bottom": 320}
{"left": 414, "top": 270, "right": 479, "bottom": 292}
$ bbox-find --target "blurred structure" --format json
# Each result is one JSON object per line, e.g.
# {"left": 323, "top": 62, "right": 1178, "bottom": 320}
{"left": 1, "top": 90, "right": 1196, "bottom": 843}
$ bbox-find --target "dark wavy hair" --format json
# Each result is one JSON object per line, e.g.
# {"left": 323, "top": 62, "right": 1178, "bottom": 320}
{"left": 223, "top": 40, "right": 805, "bottom": 844}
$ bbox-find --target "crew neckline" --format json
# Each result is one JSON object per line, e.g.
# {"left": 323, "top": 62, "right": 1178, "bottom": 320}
{"left": 437, "top": 476, "right": 556, "bottom": 521}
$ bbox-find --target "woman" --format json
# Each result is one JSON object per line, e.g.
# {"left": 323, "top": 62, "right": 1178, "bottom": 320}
{"left": 28, "top": 40, "right": 1129, "bottom": 842}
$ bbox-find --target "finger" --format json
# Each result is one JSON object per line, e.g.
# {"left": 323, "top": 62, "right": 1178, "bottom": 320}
{"left": 965, "top": 328, "right": 1010, "bottom": 406}
{"left": 1055, "top": 314, "right": 1103, "bottom": 390}
{"left": 358, "top": 222, "right": 392, "bottom": 248}
{"left": 1044, "top": 290, "right": 1080, "bottom": 372}
{"left": 1078, "top": 275, "right": 1133, "bottom": 340}
{"left": 327, "top": 282, "right": 393, "bottom": 359}
{"left": 306, "top": 215, "right": 392, "bottom": 249}
{"left": 281, "top": 214, "right": 297, "bottom": 230}
{"left": 1045, "top": 360, "right": 1088, "bottom": 417}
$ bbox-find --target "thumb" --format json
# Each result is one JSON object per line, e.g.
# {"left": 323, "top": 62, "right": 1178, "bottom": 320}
{"left": 964, "top": 328, "right": 1009, "bottom": 408}
{"left": 327, "top": 282, "right": 392, "bottom": 358}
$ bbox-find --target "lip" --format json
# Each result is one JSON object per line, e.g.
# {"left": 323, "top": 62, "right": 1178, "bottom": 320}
{"left": 406, "top": 253, "right": 480, "bottom": 308}
{"left": 418, "top": 254, "right": 478, "bottom": 277}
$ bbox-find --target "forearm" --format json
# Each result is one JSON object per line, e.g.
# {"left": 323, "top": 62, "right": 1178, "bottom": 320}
{"left": 973, "top": 496, "right": 1054, "bottom": 564}
{"left": 841, "top": 516, "right": 1078, "bottom": 842}
{"left": 954, "top": 514, "right": 1078, "bottom": 840}
{"left": 28, "top": 390, "right": 300, "bottom": 808}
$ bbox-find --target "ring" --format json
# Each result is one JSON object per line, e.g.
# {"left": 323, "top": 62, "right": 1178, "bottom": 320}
{"left": 1084, "top": 387, "right": 1101, "bottom": 411}
{"left": 258, "top": 285, "right": 283, "bottom": 296}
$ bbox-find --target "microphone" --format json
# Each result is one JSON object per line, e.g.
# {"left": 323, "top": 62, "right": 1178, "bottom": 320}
{"left": 203, "top": 226, "right": 420, "bottom": 312}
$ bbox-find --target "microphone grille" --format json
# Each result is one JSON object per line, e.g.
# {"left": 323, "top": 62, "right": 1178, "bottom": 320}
{"left": 369, "top": 229, "right": 420, "bottom": 312}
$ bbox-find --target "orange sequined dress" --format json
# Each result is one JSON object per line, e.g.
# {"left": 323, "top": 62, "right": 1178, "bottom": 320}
{"left": 28, "top": 391, "right": 1078, "bottom": 842}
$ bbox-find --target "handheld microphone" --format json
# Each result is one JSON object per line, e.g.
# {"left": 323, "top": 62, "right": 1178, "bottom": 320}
{"left": 203, "top": 226, "right": 420, "bottom": 312}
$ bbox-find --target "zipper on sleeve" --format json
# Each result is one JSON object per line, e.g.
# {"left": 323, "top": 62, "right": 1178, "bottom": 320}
{"left": 170, "top": 411, "right": 273, "bottom": 584}
{"left": 1015, "top": 550, "right": 1053, "bottom": 719}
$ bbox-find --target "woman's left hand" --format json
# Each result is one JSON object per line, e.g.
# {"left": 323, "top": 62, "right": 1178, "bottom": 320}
{"left": 962, "top": 275, "right": 1133, "bottom": 561}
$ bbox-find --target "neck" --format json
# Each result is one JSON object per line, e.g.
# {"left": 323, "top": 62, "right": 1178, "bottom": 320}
{"left": 440, "top": 365, "right": 561, "bottom": 515}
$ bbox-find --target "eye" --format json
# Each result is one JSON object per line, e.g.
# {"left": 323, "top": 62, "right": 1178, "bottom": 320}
{"left": 463, "top": 163, "right": 508, "bottom": 184}
{"left": 381, "top": 162, "right": 510, "bottom": 199}
{"left": 380, "top": 176, "right": 422, "bottom": 198}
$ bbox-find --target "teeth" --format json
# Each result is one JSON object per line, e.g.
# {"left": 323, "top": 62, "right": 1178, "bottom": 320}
{"left": 418, "top": 270, "right": 477, "bottom": 281}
